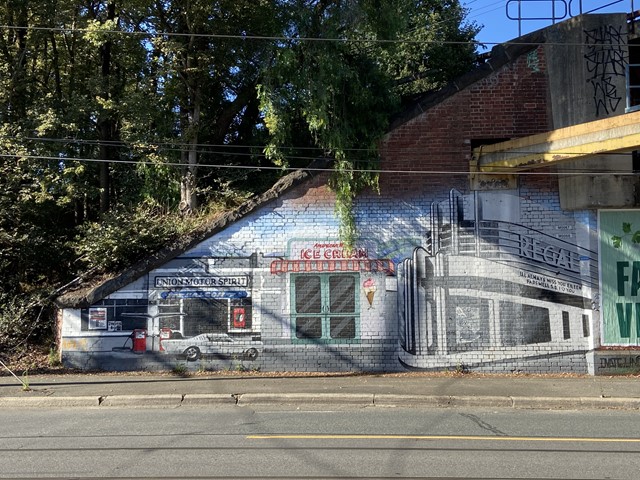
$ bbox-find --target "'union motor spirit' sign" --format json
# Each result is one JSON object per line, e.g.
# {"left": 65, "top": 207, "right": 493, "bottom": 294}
{"left": 154, "top": 276, "right": 249, "bottom": 288}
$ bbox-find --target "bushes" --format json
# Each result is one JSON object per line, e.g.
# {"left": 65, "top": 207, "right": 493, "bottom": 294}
{"left": 0, "top": 292, "right": 52, "bottom": 349}
{"left": 73, "top": 201, "right": 197, "bottom": 274}
{"left": 1, "top": 202, "right": 196, "bottom": 353}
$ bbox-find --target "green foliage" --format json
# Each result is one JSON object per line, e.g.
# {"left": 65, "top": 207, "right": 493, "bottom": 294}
{"left": 0, "top": 143, "right": 77, "bottom": 297}
{"left": 74, "top": 201, "right": 198, "bottom": 274}
{"left": 48, "top": 347, "right": 62, "bottom": 367}
{"left": 0, "top": 292, "right": 52, "bottom": 347}
{"left": 259, "top": 0, "right": 478, "bottom": 246}
{"left": 171, "top": 363, "right": 189, "bottom": 376}
{"left": 21, "top": 369, "right": 32, "bottom": 391}
{"left": 611, "top": 222, "right": 640, "bottom": 249}
{"left": 0, "top": 294, "right": 35, "bottom": 344}
{"left": 380, "top": 0, "right": 480, "bottom": 96}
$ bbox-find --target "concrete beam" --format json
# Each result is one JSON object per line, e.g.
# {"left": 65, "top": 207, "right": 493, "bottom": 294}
{"left": 472, "top": 110, "right": 640, "bottom": 172}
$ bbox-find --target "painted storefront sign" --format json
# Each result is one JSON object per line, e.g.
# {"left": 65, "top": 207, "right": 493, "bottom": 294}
{"left": 296, "top": 242, "right": 369, "bottom": 260}
{"left": 88, "top": 308, "right": 107, "bottom": 330}
{"left": 154, "top": 276, "right": 248, "bottom": 288}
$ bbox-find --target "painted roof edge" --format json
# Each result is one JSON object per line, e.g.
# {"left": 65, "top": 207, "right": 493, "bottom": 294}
{"left": 55, "top": 157, "right": 333, "bottom": 309}
{"left": 387, "top": 28, "right": 547, "bottom": 132}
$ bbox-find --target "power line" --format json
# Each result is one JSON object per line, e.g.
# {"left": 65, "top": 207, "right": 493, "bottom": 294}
{"left": 6, "top": 135, "right": 375, "bottom": 153}
{"left": 0, "top": 23, "right": 485, "bottom": 44}
{"left": 0, "top": 23, "right": 631, "bottom": 48}
{"left": 466, "top": 0, "right": 509, "bottom": 18}
{"left": 7, "top": 135, "right": 639, "bottom": 160}
{"left": 3, "top": 153, "right": 639, "bottom": 176}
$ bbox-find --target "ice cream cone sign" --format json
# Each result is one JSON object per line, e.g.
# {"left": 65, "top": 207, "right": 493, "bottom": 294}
{"left": 363, "top": 278, "right": 377, "bottom": 308}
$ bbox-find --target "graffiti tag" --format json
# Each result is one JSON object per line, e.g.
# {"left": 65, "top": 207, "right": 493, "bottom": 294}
{"left": 599, "top": 356, "right": 640, "bottom": 370}
{"left": 583, "top": 25, "right": 627, "bottom": 116}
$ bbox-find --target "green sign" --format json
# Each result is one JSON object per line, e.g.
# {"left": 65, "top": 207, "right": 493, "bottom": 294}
{"left": 600, "top": 210, "right": 640, "bottom": 344}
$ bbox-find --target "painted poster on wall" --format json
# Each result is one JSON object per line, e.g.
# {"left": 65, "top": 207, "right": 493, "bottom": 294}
{"left": 88, "top": 307, "right": 107, "bottom": 330}
{"left": 600, "top": 210, "right": 640, "bottom": 345}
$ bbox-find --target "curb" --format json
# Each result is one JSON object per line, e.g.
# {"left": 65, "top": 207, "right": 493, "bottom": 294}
{"left": 182, "top": 394, "right": 238, "bottom": 406}
{"left": 374, "top": 395, "right": 513, "bottom": 408}
{"left": 0, "top": 394, "right": 639, "bottom": 409}
{"left": 99, "top": 394, "right": 183, "bottom": 407}
{"left": 511, "top": 396, "right": 640, "bottom": 410}
{"left": 237, "top": 393, "right": 373, "bottom": 407}
{"left": 0, "top": 396, "right": 100, "bottom": 408}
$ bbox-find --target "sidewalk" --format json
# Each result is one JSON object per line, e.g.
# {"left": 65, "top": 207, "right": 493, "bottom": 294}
{"left": 1, "top": 372, "right": 640, "bottom": 409}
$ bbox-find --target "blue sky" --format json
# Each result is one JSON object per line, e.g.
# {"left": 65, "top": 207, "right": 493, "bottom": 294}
{"left": 465, "top": 0, "right": 632, "bottom": 51}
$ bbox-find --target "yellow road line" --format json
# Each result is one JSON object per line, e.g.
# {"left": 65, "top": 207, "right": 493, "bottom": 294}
{"left": 247, "top": 434, "right": 640, "bottom": 443}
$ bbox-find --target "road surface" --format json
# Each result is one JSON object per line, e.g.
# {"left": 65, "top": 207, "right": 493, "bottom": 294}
{"left": 1, "top": 405, "right": 639, "bottom": 479}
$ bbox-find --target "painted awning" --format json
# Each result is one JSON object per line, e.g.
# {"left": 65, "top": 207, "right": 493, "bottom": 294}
{"left": 270, "top": 259, "right": 395, "bottom": 275}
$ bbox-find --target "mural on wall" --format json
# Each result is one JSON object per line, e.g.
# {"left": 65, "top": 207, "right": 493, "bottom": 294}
{"left": 397, "top": 190, "right": 597, "bottom": 370}
{"left": 583, "top": 24, "right": 626, "bottom": 116}
{"left": 149, "top": 256, "right": 260, "bottom": 362}
{"left": 599, "top": 210, "right": 640, "bottom": 345}
{"left": 69, "top": 187, "right": 601, "bottom": 373}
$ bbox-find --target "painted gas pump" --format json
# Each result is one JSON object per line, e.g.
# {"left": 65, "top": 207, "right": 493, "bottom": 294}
{"left": 159, "top": 327, "right": 172, "bottom": 351}
{"left": 132, "top": 329, "right": 147, "bottom": 354}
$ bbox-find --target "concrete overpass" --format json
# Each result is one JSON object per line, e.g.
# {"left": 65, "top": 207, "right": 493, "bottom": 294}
{"left": 470, "top": 110, "right": 640, "bottom": 207}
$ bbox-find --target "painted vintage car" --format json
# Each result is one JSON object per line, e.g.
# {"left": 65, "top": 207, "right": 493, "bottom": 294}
{"left": 161, "top": 333, "right": 261, "bottom": 361}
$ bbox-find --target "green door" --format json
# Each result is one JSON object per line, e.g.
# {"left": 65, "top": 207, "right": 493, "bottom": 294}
{"left": 291, "top": 273, "right": 360, "bottom": 343}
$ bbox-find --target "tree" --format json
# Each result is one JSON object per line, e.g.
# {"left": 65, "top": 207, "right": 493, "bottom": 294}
{"left": 140, "top": 0, "right": 282, "bottom": 213}
{"left": 259, "top": 0, "right": 479, "bottom": 245}
{"left": 381, "top": 0, "right": 479, "bottom": 96}
{"left": 0, "top": 1, "right": 151, "bottom": 346}
{"left": 0, "top": 0, "right": 479, "bottom": 347}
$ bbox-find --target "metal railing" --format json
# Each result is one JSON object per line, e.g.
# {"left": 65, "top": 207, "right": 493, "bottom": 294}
{"left": 506, "top": 0, "right": 629, "bottom": 37}
{"left": 435, "top": 219, "right": 598, "bottom": 288}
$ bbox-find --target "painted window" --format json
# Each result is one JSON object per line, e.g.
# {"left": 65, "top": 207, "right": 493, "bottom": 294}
{"left": 499, "top": 301, "right": 551, "bottom": 345}
{"left": 158, "top": 298, "right": 252, "bottom": 336}
{"left": 291, "top": 273, "right": 360, "bottom": 343}
{"left": 562, "top": 311, "right": 571, "bottom": 340}
{"left": 446, "top": 296, "right": 490, "bottom": 352}
{"left": 81, "top": 299, "right": 148, "bottom": 331}
{"left": 582, "top": 314, "right": 590, "bottom": 337}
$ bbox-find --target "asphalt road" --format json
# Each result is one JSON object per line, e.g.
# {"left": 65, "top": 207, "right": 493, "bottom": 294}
{"left": 1, "top": 406, "right": 639, "bottom": 479}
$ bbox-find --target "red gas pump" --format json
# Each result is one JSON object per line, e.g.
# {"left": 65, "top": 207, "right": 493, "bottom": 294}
{"left": 159, "top": 327, "right": 172, "bottom": 351}
{"left": 132, "top": 329, "right": 147, "bottom": 354}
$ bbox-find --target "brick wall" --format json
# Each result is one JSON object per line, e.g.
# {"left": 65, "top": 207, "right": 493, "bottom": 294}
{"left": 379, "top": 46, "right": 550, "bottom": 195}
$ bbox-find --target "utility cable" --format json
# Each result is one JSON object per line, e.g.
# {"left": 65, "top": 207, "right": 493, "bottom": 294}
{"left": 2, "top": 153, "right": 639, "bottom": 176}
{"left": 6, "top": 135, "right": 640, "bottom": 160}
{"left": 0, "top": 23, "right": 632, "bottom": 48}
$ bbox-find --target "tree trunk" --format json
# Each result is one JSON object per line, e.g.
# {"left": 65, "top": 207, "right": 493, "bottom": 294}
{"left": 97, "top": 2, "right": 117, "bottom": 214}
{"left": 8, "top": 3, "right": 28, "bottom": 122}
{"left": 179, "top": 26, "right": 201, "bottom": 215}
{"left": 180, "top": 94, "right": 200, "bottom": 214}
